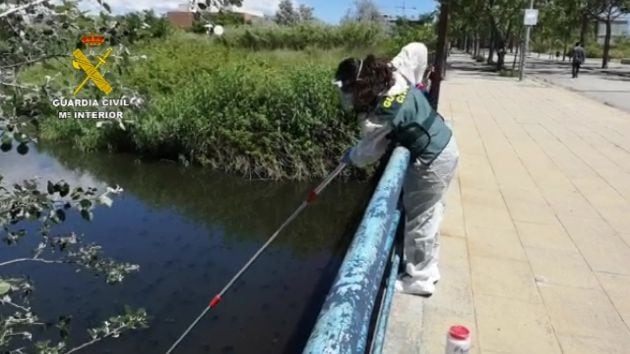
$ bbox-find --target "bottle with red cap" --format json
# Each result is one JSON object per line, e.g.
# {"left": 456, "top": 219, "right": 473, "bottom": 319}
{"left": 446, "top": 325, "right": 471, "bottom": 354}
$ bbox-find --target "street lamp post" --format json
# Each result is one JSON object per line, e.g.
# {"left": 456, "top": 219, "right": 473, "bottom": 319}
{"left": 519, "top": 0, "right": 536, "bottom": 81}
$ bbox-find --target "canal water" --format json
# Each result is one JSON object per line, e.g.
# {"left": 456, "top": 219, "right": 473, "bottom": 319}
{"left": 0, "top": 145, "right": 374, "bottom": 353}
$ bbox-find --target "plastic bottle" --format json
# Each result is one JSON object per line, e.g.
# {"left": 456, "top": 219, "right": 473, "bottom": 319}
{"left": 445, "top": 325, "right": 471, "bottom": 354}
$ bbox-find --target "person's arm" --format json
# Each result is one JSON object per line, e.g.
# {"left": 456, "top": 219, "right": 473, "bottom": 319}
{"left": 349, "top": 115, "right": 392, "bottom": 168}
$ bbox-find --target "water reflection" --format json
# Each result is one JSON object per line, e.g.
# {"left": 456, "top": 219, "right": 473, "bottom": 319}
{"left": 0, "top": 145, "right": 373, "bottom": 353}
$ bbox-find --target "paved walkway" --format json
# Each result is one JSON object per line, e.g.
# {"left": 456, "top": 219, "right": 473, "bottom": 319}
{"left": 384, "top": 55, "right": 630, "bottom": 354}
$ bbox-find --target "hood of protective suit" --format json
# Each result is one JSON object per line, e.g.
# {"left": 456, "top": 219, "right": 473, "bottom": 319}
{"left": 390, "top": 42, "right": 428, "bottom": 88}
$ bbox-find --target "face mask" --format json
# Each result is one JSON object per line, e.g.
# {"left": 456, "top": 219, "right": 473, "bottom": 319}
{"left": 340, "top": 92, "right": 354, "bottom": 112}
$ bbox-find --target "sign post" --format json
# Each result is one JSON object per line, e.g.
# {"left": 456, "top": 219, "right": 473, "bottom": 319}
{"left": 519, "top": 2, "right": 537, "bottom": 81}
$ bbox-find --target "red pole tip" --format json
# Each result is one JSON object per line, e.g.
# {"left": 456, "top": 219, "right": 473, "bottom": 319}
{"left": 209, "top": 295, "right": 222, "bottom": 309}
{"left": 306, "top": 190, "right": 318, "bottom": 204}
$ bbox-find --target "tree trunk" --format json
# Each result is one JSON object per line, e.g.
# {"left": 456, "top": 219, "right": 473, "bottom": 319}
{"left": 512, "top": 39, "right": 519, "bottom": 71}
{"left": 602, "top": 19, "right": 611, "bottom": 69}
{"left": 562, "top": 40, "right": 568, "bottom": 61}
{"left": 487, "top": 28, "right": 495, "bottom": 64}
{"left": 474, "top": 34, "right": 480, "bottom": 57}
{"left": 429, "top": 0, "right": 449, "bottom": 110}
{"left": 580, "top": 12, "right": 588, "bottom": 46}
{"left": 464, "top": 35, "right": 469, "bottom": 53}
{"left": 496, "top": 36, "right": 506, "bottom": 71}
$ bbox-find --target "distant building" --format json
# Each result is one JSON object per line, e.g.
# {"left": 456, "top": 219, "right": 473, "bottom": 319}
{"left": 166, "top": 2, "right": 264, "bottom": 29}
{"left": 166, "top": 11, "right": 194, "bottom": 28}
{"left": 596, "top": 13, "right": 630, "bottom": 44}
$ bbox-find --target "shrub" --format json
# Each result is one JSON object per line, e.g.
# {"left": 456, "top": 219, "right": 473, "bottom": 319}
{"left": 220, "top": 21, "right": 389, "bottom": 51}
{"left": 36, "top": 34, "right": 365, "bottom": 180}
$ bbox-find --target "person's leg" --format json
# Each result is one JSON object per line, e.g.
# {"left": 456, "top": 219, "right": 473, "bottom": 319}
{"left": 576, "top": 63, "right": 580, "bottom": 78}
{"left": 572, "top": 63, "right": 577, "bottom": 78}
{"left": 397, "top": 139, "right": 459, "bottom": 295}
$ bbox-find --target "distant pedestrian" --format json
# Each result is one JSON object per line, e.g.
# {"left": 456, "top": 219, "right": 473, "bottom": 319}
{"left": 571, "top": 42, "right": 585, "bottom": 78}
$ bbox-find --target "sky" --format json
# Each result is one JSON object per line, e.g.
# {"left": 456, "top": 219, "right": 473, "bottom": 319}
{"left": 78, "top": 0, "right": 438, "bottom": 24}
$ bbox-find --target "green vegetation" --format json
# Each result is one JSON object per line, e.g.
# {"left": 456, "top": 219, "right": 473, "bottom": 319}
{"left": 585, "top": 38, "right": 630, "bottom": 59}
{"left": 34, "top": 32, "right": 360, "bottom": 180}
{"left": 25, "top": 16, "right": 434, "bottom": 180}
{"left": 1, "top": 2, "right": 151, "bottom": 351}
{"left": 449, "top": 0, "right": 630, "bottom": 69}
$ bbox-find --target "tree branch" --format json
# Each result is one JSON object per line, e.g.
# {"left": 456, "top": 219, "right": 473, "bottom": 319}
{"left": 2, "top": 299, "right": 31, "bottom": 313}
{"left": 0, "top": 54, "right": 68, "bottom": 70}
{"left": 0, "top": 82, "right": 33, "bottom": 89}
{"left": 63, "top": 325, "right": 127, "bottom": 354}
{"left": 0, "top": 0, "right": 47, "bottom": 19}
{"left": 0, "top": 258, "right": 65, "bottom": 267}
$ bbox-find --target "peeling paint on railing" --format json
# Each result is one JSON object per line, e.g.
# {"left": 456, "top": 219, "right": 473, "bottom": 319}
{"left": 303, "top": 147, "right": 410, "bottom": 354}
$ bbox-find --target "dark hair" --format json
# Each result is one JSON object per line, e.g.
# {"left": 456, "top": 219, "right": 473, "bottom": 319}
{"left": 335, "top": 55, "right": 395, "bottom": 113}
{"left": 575, "top": 42, "right": 581, "bottom": 46}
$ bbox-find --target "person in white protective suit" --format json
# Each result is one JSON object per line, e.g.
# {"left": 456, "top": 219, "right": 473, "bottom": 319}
{"left": 334, "top": 43, "right": 459, "bottom": 296}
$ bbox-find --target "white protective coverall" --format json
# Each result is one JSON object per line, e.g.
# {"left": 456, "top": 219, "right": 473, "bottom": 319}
{"left": 348, "top": 42, "right": 460, "bottom": 295}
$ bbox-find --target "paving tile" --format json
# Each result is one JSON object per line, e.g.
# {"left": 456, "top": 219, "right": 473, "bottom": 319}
{"left": 597, "top": 206, "right": 630, "bottom": 236}
{"left": 501, "top": 188, "right": 558, "bottom": 224}
{"left": 442, "top": 179, "right": 466, "bottom": 238}
{"left": 558, "top": 215, "right": 630, "bottom": 275}
{"left": 430, "top": 236, "right": 474, "bottom": 314}
{"left": 383, "top": 293, "right": 423, "bottom": 354}
{"left": 458, "top": 155, "right": 499, "bottom": 191}
{"left": 596, "top": 272, "right": 630, "bottom": 326}
{"left": 470, "top": 256, "right": 540, "bottom": 304}
{"left": 461, "top": 187, "right": 506, "bottom": 210}
{"left": 514, "top": 221, "right": 578, "bottom": 252}
{"left": 421, "top": 232, "right": 479, "bottom": 354}
{"left": 460, "top": 187, "right": 515, "bottom": 231}
{"left": 466, "top": 226, "right": 527, "bottom": 261}
{"left": 618, "top": 233, "right": 630, "bottom": 246}
{"left": 462, "top": 204, "right": 515, "bottom": 232}
{"left": 557, "top": 333, "right": 630, "bottom": 354}
{"left": 475, "top": 294, "right": 561, "bottom": 354}
{"left": 543, "top": 190, "right": 600, "bottom": 220}
{"left": 525, "top": 247, "right": 599, "bottom": 289}
{"left": 538, "top": 284, "right": 628, "bottom": 339}
{"left": 570, "top": 177, "right": 628, "bottom": 209}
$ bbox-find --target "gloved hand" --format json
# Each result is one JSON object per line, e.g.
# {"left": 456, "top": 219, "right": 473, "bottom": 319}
{"left": 340, "top": 148, "right": 353, "bottom": 165}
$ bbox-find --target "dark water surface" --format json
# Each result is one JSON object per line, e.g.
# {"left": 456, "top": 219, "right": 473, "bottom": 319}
{"left": 0, "top": 145, "right": 372, "bottom": 354}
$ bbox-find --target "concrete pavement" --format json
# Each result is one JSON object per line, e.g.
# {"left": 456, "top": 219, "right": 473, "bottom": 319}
{"left": 522, "top": 55, "right": 630, "bottom": 113}
{"left": 383, "top": 54, "right": 630, "bottom": 354}
{"left": 468, "top": 51, "right": 630, "bottom": 113}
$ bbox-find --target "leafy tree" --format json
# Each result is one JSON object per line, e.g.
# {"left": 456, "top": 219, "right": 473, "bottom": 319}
{"left": 1, "top": 0, "right": 148, "bottom": 352}
{"left": 343, "top": 0, "right": 383, "bottom": 23}
{"left": 531, "top": 0, "right": 582, "bottom": 61}
{"left": 193, "top": 0, "right": 244, "bottom": 11}
{"left": 485, "top": 0, "right": 527, "bottom": 70}
{"left": 298, "top": 4, "right": 315, "bottom": 22}
{"left": 275, "top": 0, "right": 300, "bottom": 25}
{"left": 586, "top": 0, "right": 630, "bottom": 68}
{"left": 450, "top": 0, "right": 492, "bottom": 59}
